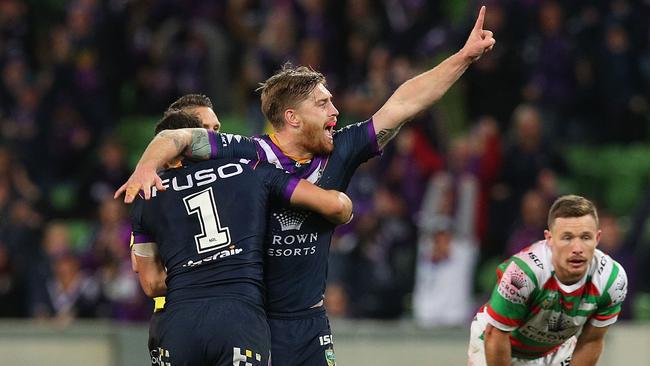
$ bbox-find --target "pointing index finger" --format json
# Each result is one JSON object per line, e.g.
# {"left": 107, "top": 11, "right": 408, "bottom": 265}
{"left": 474, "top": 6, "right": 486, "bottom": 31}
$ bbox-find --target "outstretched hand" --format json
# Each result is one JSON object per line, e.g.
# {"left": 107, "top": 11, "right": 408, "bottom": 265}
{"left": 114, "top": 164, "right": 165, "bottom": 203}
{"left": 462, "top": 6, "right": 496, "bottom": 62}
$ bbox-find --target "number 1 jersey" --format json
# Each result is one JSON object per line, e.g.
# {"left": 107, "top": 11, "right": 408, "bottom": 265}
{"left": 130, "top": 159, "right": 299, "bottom": 309}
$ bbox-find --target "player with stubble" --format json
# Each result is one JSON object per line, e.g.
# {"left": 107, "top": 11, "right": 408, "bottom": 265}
{"left": 116, "top": 6, "right": 496, "bottom": 366}
{"left": 467, "top": 195, "right": 627, "bottom": 366}
{"left": 129, "top": 111, "right": 354, "bottom": 366}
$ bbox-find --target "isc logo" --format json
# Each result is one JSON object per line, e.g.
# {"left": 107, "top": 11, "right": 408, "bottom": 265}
{"left": 152, "top": 163, "right": 244, "bottom": 197}
{"left": 319, "top": 334, "right": 333, "bottom": 346}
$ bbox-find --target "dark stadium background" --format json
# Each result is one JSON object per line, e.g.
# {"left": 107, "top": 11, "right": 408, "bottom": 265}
{"left": 0, "top": 0, "right": 648, "bottom": 364}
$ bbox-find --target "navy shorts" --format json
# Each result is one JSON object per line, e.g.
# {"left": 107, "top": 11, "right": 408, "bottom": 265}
{"left": 267, "top": 308, "right": 336, "bottom": 366}
{"left": 149, "top": 298, "right": 271, "bottom": 366}
{"left": 148, "top": 310, "right": 163, "bottom": 356}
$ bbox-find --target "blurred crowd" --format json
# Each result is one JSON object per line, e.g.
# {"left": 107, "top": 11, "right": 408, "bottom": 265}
{"left": 0, "top": 0, "right": 648, "bottom": 325}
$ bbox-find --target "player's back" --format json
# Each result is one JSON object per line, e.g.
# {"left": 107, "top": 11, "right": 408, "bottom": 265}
{"left": 131, "top": 159, "right": 287, "bottom": 309}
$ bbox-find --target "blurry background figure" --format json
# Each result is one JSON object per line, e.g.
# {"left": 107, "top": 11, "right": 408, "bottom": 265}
{"left": 505, "top": 189, "right": 548, "bottom": 255}
{"left": 413, "top": 168, "right": 479, "bottom": 327}
{"left": 27, "top": 221, "right": 106, "bottom": 324}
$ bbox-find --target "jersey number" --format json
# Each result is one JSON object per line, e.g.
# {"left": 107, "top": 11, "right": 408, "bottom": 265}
{"left": 183, "top": 187, "right": 231, "bottom": 253}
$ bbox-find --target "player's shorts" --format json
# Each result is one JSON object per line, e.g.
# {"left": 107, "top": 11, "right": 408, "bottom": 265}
{"left": 467, "top": 314, "right": 576, "bottom": 366}
{"left": 267, "top": 307, "right": 336, "bottom": 366}
{"left": 148, "top": 309, "right": 163, "bottom": 356}
{"left": 149, "top": 298, "right": 270, "bottom": 366}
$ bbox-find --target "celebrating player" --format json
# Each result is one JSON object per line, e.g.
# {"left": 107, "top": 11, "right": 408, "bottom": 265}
{"left": 130, "top": 111, "right": 353, "bottom": 366}
{"left": 467, "top": 195, "right": 627, "bottom": 366}
{"left": 130, "top": 94, "right": 221, "bottom": 355}
{"left": 116, "top": 6, "right": 495, "bottom": 365}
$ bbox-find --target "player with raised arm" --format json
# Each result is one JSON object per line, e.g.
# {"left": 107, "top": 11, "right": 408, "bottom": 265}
{"left": 116, "top": 7, "right": 495, "bottom": 366}
{"left": 467, "top": 195, "right": 627, "bottom": 366}
{"left": 131, "top": 111, "right": 352, "bottom": 366}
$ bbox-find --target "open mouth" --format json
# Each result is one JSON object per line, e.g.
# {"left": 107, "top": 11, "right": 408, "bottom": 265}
{"left": 324, "top": 121, "right": 336, "bottom": 142}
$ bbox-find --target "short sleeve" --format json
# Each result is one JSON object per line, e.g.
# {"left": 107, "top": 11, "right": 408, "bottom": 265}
{"left": 253, "top": 162, "right": 300, "bottom": 203}
{"left": 485, "top": 260, "right": 537, "bottom": 332}
{"left": 129, "top": 198, "right": 155, "bottom": 246}
{"left": 208, "top": 131, "right": 263, "bottom": 161}
{"left": 591, "top": 263, "right": 628, "bottom": 327}
{"left": 332, "top": 119, "right": 382, "bottom": 168}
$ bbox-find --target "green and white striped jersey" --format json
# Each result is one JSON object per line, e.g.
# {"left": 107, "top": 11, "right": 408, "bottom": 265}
{"left": 477, "top": 240, "right": 627, "bottom": 359}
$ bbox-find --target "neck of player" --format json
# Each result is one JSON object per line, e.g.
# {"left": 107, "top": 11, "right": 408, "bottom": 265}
{"left": 272, "top": 131, "right": 314, "bottom": 162}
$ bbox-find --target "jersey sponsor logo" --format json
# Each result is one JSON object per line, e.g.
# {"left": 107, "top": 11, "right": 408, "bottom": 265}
{"left": 183, "top": 245, "right": 244, "bottom": 268}
{"left": 610, "top": 275, "right": 627, "bottom": 304}
{"left": 268, "top": 232, "right": 319, "bottom": 256}
{"left": 221, "top": 133, "right": 244, "bottom": 146}
{"left": 527, "top": 252, "right": 544, "bottom": 269}
{"left": 273, "top": 209, "right": 310, "bottom": 231}
{"left": 319, "top": 334, "right": 333, "bottom": 346}
{"left": 498, "top": 265, "right": 530, "bottom": 305}
{"left": 324, "top": 348, "right": 336, "bottom": 366}
{"left": 151, "top": 347, "right": 172, "bottom": 366}
{"left": 519, "top": 323, "right": 574, "bottom": 344}
{"left": 152, "top": 163, "right": 244, "bottom": 197}
{"left": 233, "top": 347, "right": 262, "bottom": 366}
{"left": 546, "top": 312, "right": 574, "bottom": 332}
{"left": 597, "top": 255, "right": 608, "bottom": 275}
{"left": 271, "top": 233, "right": 318, "bottom": 246}
{"left": 267, "top": 246, "right": 316, "bottom": 257}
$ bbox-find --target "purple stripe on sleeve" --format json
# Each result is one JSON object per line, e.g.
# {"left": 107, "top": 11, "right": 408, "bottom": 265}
{"left": 253, "top": 140, "right": 267, "bottom": 162}
{"left": 366, "top": 118, "right": 381, "bottom": 153}
{"left": 283, "top": 177, "right": 300, "bottom": 202}
{"left": 208, "top": 130, "right": 219, "bottom": 159}
{"left": 133, "top": 233, "right": 155, "bottom": 244}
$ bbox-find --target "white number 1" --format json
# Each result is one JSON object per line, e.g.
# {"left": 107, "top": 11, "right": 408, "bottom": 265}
{"left": 183, "top": 187, "right": 231, "bottom": 253}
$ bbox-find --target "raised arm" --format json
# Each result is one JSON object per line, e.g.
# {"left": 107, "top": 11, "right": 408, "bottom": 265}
{"left": 484, "top": 324, "right": 512, "bottom": 366}
{"left": 290, "top": 180, "right": 353, "bottom": 225}
{"left": 114, "top": 128, "right": 212, "bottom": 202}
{"left": 372, "top": 6, "right": 495, "bottom": 148}
{"left": 571, "top": 323, "right": 608, "bottom": 366}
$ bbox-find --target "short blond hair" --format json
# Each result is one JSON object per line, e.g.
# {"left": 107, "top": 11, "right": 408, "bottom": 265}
{"left": 258, "top": 62, "right": 326, "bottom": 130}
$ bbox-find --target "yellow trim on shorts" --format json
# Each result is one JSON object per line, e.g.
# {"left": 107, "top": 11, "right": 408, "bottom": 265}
{"left": 154, "top": 297, "right": 166, "bottom": 312}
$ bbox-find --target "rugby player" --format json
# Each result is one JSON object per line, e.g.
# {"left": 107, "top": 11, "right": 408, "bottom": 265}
{"left": 130, "top": 111, "right": 353, "bottom": 365}
{"left": 117, "top": 6, "right": 495, "bottom": 365}
{"left": 467, "top": 195, "right": 627, "bottom": 366}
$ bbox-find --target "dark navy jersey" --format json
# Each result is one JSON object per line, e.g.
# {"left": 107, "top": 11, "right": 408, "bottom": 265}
{"left": 130, "top": 159, "right": 299, "bottom": 308}
{"left": 207, "top": 120, "right": 381, "bottom": 313}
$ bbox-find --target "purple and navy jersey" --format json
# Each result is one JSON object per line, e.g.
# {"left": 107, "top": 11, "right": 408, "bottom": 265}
{"left": 130, "top": 159, "right": 299, "bottom": 308}
{"left": 206, "top": 120, "right": 381, "bottom": 313}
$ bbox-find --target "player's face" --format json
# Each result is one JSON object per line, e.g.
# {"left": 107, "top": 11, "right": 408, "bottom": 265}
{"left": 190, "top": 106, "right": 221, "bottom": 132}
{"left": 294, "top": 83, "right": 339, "bottom": 154}
{"left": 545, "top": 215, "right": 600, "bottom": 285}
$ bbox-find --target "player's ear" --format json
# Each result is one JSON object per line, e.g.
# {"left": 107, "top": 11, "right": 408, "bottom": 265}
{"left": 544, "top": 229, "right": 552, "bottom": 244}
{"left": 284, "top": 108, "right": 301, "bottom": 128}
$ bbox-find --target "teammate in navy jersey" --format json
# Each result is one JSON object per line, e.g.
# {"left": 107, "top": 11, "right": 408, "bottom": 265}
{"left": 129, "top": 94, "right": 221, "bottom": 358}
{"left": 130, "top": 111, "right": 353, "bottom": 366}
{"left": 117, "top": 7, "right": 495, "bottom": 366}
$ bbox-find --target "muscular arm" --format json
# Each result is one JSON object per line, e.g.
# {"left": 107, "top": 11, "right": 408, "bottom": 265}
{"left": 290, "top": 180, "right": 353, "bottom": 225}
{"left": 484, "top": 324, "right": 511, "bottom": 366}
{"left": 114, "top": 128, "right": 211, "bottom": 202}
{"left": 372, "top": 6, "right": 495, "bottom": 148}
{"left": 571, "top": 323, "right": 608, "bottom": 366}
{"left": 133, "top": 248, "right": 167, "bottom": 298}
